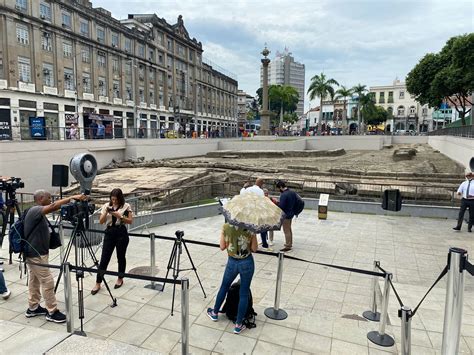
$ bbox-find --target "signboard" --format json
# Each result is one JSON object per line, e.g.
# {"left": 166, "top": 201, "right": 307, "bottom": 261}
{"left": 29, "top": 117, "right": 46, "bottom": 139}
{"left": 65, "top": 113, "right": 78, "bottom": 126}
{"left": 0, "top": 109, "right": 12, "bottom": 140}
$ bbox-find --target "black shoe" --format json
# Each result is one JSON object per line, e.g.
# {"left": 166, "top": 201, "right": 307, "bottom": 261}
{"left": 468, "top": 229, "right": 472, "bottom": 233}
{"left": 114, "top": 281, "right": 123, "bottom": 289}
{"left": 46, "top": 309, "right": 66, "bottom": 323}
{"left": 25, "top": 305, "right": 48, "bottom": 318}
{"left": 91, "top": 287, "right": 100, "bottom": 295}
{"left": 453, "top": 226, "right": 461, "bottom": 231}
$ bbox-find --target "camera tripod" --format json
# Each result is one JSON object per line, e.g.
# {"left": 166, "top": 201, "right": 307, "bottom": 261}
{"left": 55, "top": 215, "right": 117, "bottom": 335}
{"left": 164, "top": 230, "right": 206, "bottom": 315}
{"left": 0, "top": 189, "right": 22, "bottom": 264}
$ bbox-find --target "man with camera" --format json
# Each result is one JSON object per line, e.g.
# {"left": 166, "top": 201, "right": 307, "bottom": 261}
{"left": 24, "top": 189, "right": 86, "bottom": 323}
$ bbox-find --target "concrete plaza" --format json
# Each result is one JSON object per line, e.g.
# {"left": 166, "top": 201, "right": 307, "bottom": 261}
{"left": 0, "top": 210, "right": 473, "bottom": 354}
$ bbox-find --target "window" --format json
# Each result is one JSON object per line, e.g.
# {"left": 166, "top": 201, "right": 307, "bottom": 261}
{"left": 80, "top": 18, "right": 89, "bottom": 37}
{"left": 138, "top": 44, "right": 145, "bottom": 57}
{"left": 148, "top": 48, "right": 154, "bottom": 62}
{"left": 167, "top": 39, "right": 173, "bottom": 51}
{"left": 177, "top": 44, "right": 185, "bottom": 58}
{"left": 111, "top": 32, "right": 119, "bottom": 48}
{"left": 112, "top": 57, "right": 119, "bottom": 72}
{"left": 81, "top": 46, "right": 90, "bottom": 63}
{"left": 97, "top": 51, "right": 106, "bottom": 68}
{"left": 149, "top": 89, "right": 155, "bottom": 104}
{"left": 139, "top": 87, "right": 145, "bottom": 103}
{"left": 16, "top": 0, "right": 27, "bottom": 12}
{"left": 387, "top": 107, "right": 393, "bottom": 116}
{"left": 149, "top": 68, "right": 154, "bottom": 82}
{"left": 16, "top": 24, "right": 29, "bottom": 45}
{"left": 82, "top": 73, "right": 91, "bottom": 93}
{"left": 18, "top": 56, "right": 31, "bottom": 82}
{"left": 61, "top": 10, "right": 72, "bottom": 29}
{"left": 96, "top": 26, "right": 105, "bottom": 43}
{"left": 189, "top": 50, "right": 194, "bottom": 61}
{"left": 167, "top": 56, "right": 173, "bottom": 69}
{"left": 39, "top": 2, "right": 51, "bottom": 21}
{"left": 126, "top": 84, "right": 132, "bottom": 100}
{"left": 63, "top": 68, "right": 74, "bottom": 90}
{"left": 156, "top": 32, "right": 164, "bottom": 46}
{"left": 113, "top": 80, "right": 120, "bottom": 98}
{"left": 0, "top": 57, "right": 3, "bottom": 79}
{"left": 422, "top": 107, "right": 428, "bottom": 116}
{"left": 388, "top": 91, "right": 394, "bottom": 103}
{"left": 158, "top": 52, "right": 164, "bottom": 65}
{"left": 378, "top": 92, "right": 385, "bottom": 103}
{"left": 138, "top": 65, "right": 144, "bottom": 80}
{"left": 124, "top": 38, "right": 132, "bottom": 52}
{"left": 98, "top": 77, "right": 106, "bottom": 96}
{"left": 397, "top": 106, "right": 405, "bottom": 116}
{"left": 399, "top": 91, "right": 405, "bottom": 99}
{"left": 125, "top": 61, "right": 132, "bottom": 76}
{"left": 41, "top": 32, "right": 52, "bottom": 51}
{"left": 42, "top": 63, "right": 54, "bottom": 87}
{"left": 409, "top": 106, "right": 416, "bottom": 115}
{"left": 63, "top": 41, "right": 72, "bottom": 58}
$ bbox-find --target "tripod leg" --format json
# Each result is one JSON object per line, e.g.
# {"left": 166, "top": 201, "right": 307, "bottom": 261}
{"left": 170, "top": 243, "right": 182, "bottom": 316}
{"left": 6, "top": 206, "right": 13, "bottom": 264}
{"left": 182, "top": 240, "right": 207, "bottom": 298}
{"left": 163, "top": 242, "right": 178, "bottom": 293}
{"left": 54, "top": 230, "right": 77, "bottom": 293}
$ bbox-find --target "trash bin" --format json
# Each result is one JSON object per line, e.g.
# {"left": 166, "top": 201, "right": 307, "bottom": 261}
{"left": 318, "top": 193, "right": 329, "bottom": 220}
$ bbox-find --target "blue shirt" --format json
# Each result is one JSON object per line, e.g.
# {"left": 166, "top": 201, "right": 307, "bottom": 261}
{"left": 279, "top": 189, "right": 297, "bottom": 219}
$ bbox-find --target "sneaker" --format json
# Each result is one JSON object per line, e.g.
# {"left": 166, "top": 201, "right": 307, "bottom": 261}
{"left": 1, "top": 290, "right": 11, "bottom": 300}
{"left": 25, "top": 305, "right": 48, "bottom": 318}
{"left": 46, "top": 309, "right": 66, "bottom": 323}
{"left": 234, "top": 323, "right": 246, "bottom": 334}
{"left": 279, "top": 247, "right": 292, "bottom": 252}
{"left": 207, "top": 308, "right": 218, "bottom": 321}
{"left": 269, "top": 241, "right": 274, "bottom": 246}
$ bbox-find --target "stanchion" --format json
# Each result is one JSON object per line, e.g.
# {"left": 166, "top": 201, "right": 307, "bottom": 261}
{"left": 363, "top": 260, "right": 381, "bottom": 322}
{"left": 145, "top": 233, "right": 164, "bottom": 291}
{"left": 441, "top": 247, "right": 467, "bottom": 354}
{"left": 264, "top": 252, "right": 288, "bottom": 320}
{"left": 367, "top": 273, "right": 395, "bottom": 347}
{"left": 400, "top": 306, "right": 412, "bottom": 355}
{"left": 63, "top": 262, "right": 74, "bottom": 333}
{"left": 181, "top": 277, "right": 189, "bottom": 355}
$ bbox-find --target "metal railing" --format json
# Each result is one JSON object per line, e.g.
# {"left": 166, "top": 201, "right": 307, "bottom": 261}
{"left": 428, "top": 124, "right": 474, "bottom": 138}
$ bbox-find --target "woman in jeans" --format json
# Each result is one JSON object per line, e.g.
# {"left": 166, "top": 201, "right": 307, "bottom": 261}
{"left": 207, "top": 223, "right": 257, "bottom": 334}
{"left": 91, "top": 188, "right": 133, "bottom": 294}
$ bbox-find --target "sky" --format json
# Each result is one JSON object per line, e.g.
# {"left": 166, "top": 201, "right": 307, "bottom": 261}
{"left": 94, "top": 0, "right": 473, "bottom": 109}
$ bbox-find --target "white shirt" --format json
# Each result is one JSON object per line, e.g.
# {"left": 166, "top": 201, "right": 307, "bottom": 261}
{"left": 240, "top": 185, "right": 264, "bottom": 196}
{"left": 100, "top": 202, "right": 132, "bottom": 227}
{"left": 457, "top": 179, "right": 474, "bottom": 199}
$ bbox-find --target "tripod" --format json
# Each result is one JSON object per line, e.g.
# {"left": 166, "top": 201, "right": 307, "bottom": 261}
{"left": 55, "top": 214, "right": 117, "bottom": 335}
{"left": 164, "top": 230, "right": 206, "bottom": 315}
{"left": 0, "top": 189, "right": 22, "bottom": 264}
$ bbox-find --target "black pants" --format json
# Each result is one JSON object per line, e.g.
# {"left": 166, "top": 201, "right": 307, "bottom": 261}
{"left": 456, "top": 198, "right": 474, "bottom": 229}
{"left": 96, "top": 225, "right": 129, "bottom": 283}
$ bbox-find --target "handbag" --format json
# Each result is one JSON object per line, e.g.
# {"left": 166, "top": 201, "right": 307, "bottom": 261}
{"left": 47, "top": 219, "right": 62, "bottom": 249}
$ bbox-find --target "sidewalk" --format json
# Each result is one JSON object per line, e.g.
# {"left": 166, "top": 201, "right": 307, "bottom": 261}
{"left": 0, "top": 211, "right": 473, "bottom": 354}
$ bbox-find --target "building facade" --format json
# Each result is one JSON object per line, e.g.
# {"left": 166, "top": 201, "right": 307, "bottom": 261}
{"left": 237, "top": 89, "right": 254, "bottom": 131}
{"left": 0, "top": 0, "right": 238, "bottom": 140}
{"left": 260, "top": 48, "right": 305, "bottom": 117}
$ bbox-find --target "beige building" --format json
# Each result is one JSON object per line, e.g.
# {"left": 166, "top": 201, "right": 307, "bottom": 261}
{"left": 237, "top": 89, "right": 254, "bottom": 131}
{"left": 0, "top": 0, "right": 238, "bottom": 140}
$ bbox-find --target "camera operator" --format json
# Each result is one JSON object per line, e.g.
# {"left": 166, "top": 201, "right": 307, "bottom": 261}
{"left": 24, "top": 190, "right": 86, "bottom": 323}
{"left": 91, "top": 188, "right": 133, "bottom": 295}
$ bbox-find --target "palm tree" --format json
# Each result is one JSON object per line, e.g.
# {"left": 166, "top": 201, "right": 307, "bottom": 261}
{"left": 307, "top": 73, "right": 339, "bottom": 135}
{"left": 359, "top": 92, "right": 376, "bottom": 133}
{"left": 335, "top": 85, "right": 353, "bottom": 134}
{"left": 352, "top": 84, "right": 367, "bottom": 134}
{"left": 269, "top": 85, "right": 299, "bottom": 132}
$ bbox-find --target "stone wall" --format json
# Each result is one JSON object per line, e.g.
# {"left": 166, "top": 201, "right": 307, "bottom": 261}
{"left": 428, "top": 136, "right": 474, "bottom": 170}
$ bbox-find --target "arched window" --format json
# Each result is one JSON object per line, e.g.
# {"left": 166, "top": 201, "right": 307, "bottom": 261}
{"left": 409, "top": 106, "right": 416, "bottom": 115}
{"left": 397, "top": 106, "right": 405, "bottom": 116}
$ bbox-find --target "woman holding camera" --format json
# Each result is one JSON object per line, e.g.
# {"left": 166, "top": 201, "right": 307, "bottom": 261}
{"left": 91, "top": 188, "right": 133, "bottom": 295}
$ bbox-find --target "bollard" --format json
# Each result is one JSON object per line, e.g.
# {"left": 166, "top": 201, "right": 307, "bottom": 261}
{"left": 181, "top": 277, "right": 189, "bottom": 355}
{"left": 363, "top": 260, "right": 381, "bottom": 322}
{"left": 63, "top": 262, "right": 74, "bottom": 333}
{"left": 400, "top": 306, "right": 412, "bottom": 355}
{"left": 145, "top": 233, "right": 164, "bottom": 291}
{"left": 441, "top": 247, "right": 467, "bottom": 355}
{"left": 367, "top": 273, "right": 395, "bottom": 347}
{"left": 264, "top": 252, "right": 288, "bottom": 320}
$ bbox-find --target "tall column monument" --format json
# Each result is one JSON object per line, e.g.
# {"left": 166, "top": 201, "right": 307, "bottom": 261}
{"left": 260, "top": 46, "right": 271, "bottom": 135}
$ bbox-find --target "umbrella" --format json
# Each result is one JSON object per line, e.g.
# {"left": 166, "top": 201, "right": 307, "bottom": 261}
{"left": 220, "top": 193, "right": 285, "bottom": 233}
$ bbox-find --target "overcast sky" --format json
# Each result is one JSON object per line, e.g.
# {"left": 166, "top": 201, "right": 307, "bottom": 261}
{"left": 95, "top": 0, "right": 473, "bottom": 109}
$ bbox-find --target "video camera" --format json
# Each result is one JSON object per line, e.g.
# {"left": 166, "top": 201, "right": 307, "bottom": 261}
{"left": 0, "top": 177, "right": 25, "bottom": 192}
{"left": 61, "top": 192, "right": 95, "bottom": 223}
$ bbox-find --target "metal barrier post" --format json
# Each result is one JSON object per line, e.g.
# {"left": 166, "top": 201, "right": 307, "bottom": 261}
{"left": 367, "top": 273, "right": 395, "bottom": 347}
{"left": 145, "top": 233, "right": 164, "bottom": 291}
{"left": 181, "top": 277, "right": 189, "bottom": 355}
{"left": 441, "top": 247, "right": 467, "bottom": 355}
{"left": 264, "top": 252, "right": 288, "bottom": 320}
{"left": 63, "top": 262, "right": 74, "bottom": 333}
{"left": 363, "top": 260, "right": 381, "bottom": 321}
{"left": 400, "top": 306, "right": 412, "bottom": 355}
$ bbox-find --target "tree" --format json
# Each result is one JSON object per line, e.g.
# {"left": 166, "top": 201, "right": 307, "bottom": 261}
{"left": 335, "top": 85, "right": 353, "bottom": 133}
{"left": 257, "top": 85, "right": 299, "bottom": 129}
{"left": 363, "top": 104, "right": 388, "bottom": 126}
{"left": 359, "top": 92, "right": 376, "bottom": 132}
{"left": 406, "top": 34, "right": 474, "bottom": 126}
{"left": 307, "top": 73, "right": 339, "bottom": 135}
{"left": 352, "top": 84, "right": 367, "bottom": 134}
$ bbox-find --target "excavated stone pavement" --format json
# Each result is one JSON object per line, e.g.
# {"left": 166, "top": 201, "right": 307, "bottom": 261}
{"left": 1, "top": 210, "right": 473, "bottom": 354}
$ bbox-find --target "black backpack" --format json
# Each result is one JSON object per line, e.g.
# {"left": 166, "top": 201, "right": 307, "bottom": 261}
{"left": 293, "top": 193, "right": 305, "bottom": 216}
{"left": 221, "top": 281, "right": 257, "bottom": 328}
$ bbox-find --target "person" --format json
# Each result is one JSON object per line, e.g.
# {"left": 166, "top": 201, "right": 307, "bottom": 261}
{"left": 89, "top": 120, "right": 98, "bottom": 139}
{"left": 69, "top": 124, "right": 78, "bottom": 140}
{"left": 0, "top": 270, "right": 11, "bottom": 300}
{"left": 239, "top": 181, "right": 250, "bottom": 194}
{"left": 96, "top": 121, "right": 105, "bottom": 139}
{"left": 92, "top": 188, "right": 133, "bottom": 294}
{"left": 240, "top": 178, "right": 269, "bottom": 250}
{"left": 276, "top": 180, "right": 298, "bottom": 252}
{"left": 24, "top": 190, "right": 87, "bottom": 323}
{"left": 263, "top": 188, "right": 278, "bottom": 246}
{"left": 207, "top": 223, "right": 257, "bottom": 334}
{"left": 138, "top": 124, "right": 145, "bottom": 138}
{"left": 453, "top": 171, "right": 474, "bottom": 232}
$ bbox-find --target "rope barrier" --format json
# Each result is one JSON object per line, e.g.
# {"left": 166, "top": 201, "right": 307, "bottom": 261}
{"left": 389, "top": 278, "right": 404, "bottom": 308}
{"left": 465, "top": 260, "right": 474, "bottom": 276}
{"left": 411, "top": 265, "right": 448, "bottom": 316}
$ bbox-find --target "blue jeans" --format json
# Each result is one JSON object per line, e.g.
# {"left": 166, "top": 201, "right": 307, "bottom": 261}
{"left": 260, "top": 232, "right": 268, "bottom": 248}
{"left": 214, "top": 255, "right": 255, "bottom": 324}
{"left": 0, "top": 272, "right": 7, "bottom": 293}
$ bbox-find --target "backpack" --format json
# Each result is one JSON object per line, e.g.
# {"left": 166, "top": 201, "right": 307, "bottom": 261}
{"left": 293, "top": 193, "right": 305, "bottom": 216}
{"left": 221, "top": 281, "right": 257, "bottom": 329}
{"left": 8, "top": 208, "right": 42, "bottom": 255}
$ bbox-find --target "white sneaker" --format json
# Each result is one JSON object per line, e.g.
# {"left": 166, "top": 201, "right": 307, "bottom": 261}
{"left": 1, "top": 290, "right": 11, "bottom": 300}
